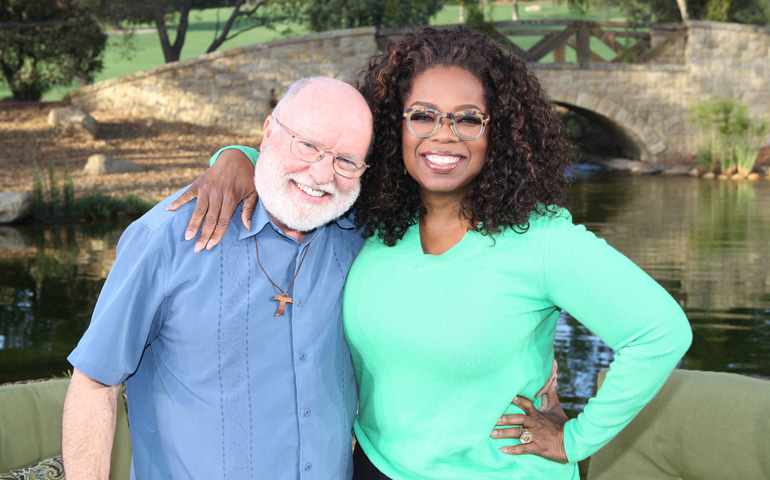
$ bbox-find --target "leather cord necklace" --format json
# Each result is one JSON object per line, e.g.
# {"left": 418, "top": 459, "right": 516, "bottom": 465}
{"left": 255, "top": 237, "right": 311, "bottom": 316}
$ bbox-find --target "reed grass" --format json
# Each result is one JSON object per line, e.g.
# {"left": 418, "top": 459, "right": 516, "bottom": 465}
{"left": 690, "top": 98, "right": 768, "bottom": 177}
{"left": 63, "top": 160, "right": 75, "bottom": 218}
{"left": 32, "top": 158, "right": 45, "bottom": 219}
{"left": 47, "top": 164, "right": 60, "bottom": 217}
{"left": 29, "top": 163, "right": 154, "bottom": 220}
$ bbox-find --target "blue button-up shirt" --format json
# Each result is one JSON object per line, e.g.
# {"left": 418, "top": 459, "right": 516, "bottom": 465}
{"left": 69, "top": 191, "right": 363, "bottom": 479}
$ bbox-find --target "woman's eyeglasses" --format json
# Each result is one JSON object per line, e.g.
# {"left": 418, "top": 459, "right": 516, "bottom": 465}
{"left": 403, "top": 107, "right": 490, "bottom": 141}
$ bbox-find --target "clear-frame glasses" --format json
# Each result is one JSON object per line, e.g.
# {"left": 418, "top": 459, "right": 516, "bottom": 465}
{"left": 273, "top": 117, "right": 368, "bottom": 179}
{"left": 403, "top": 107, "right": 490, "bottom": 141}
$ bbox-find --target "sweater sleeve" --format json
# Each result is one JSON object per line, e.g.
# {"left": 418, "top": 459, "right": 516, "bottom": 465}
{"left": 542, "top": 211, "right": 692, "bottom": 462}
{"left": 208, "top": 145, "right": 259, "bottom": 166}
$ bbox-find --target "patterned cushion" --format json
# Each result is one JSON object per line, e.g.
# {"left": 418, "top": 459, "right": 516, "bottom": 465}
{"left": 0, "top": 457, "right": 64, "bottom": 480}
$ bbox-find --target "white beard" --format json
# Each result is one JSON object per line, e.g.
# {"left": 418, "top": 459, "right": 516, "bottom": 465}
{"left": 254, "top": 154, "right": 360, "bottom": 232}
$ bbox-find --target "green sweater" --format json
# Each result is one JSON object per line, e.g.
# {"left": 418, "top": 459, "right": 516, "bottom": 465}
{"left": 343, "top": 209, "right": 692, "bottom": 480}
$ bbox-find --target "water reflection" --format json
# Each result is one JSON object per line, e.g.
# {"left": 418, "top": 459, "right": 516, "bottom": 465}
{"left": 0, "top": 220, "right": 129, "bottom": 382}
{"left": 557, "top": 174, "right": 770, "bottom": 414}
{"left": 1, "top": 176, "right": 769, "bottom": 414}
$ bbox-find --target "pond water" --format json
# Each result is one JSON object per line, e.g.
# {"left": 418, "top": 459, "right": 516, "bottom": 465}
{"left": 1, "top": 174, "right": 769, "bottom": 418}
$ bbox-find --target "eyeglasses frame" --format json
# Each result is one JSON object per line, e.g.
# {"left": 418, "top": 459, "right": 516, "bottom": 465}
{"left": 402, "top": 107, "right": 491, "bottom": 141}
{"left": 272, "top": 116, "right": 369, "bottom": 179}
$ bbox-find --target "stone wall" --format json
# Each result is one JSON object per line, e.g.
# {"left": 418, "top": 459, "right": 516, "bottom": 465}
{"left": 71, "top": 28, "right": 378, "bottom": 137}
{"left": 534, "top": 22, "right": 770, "bottom": 161}
{"left": 685, "top": 21, "right": 770, "bottom": 119}
{"left": 71, "top": 22, "right": 770, "bottom": 162}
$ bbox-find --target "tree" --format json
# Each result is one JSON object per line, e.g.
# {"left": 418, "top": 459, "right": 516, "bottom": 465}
{"left": 559, "top": 0, "right": 769, "bottom": 24}
{"left": 676, "top": 0, "right": 690, "bottom": 21}
{"left": 93, "top": 0, "right": 302, "bottom": 64}
{"left": 0, "top": 0, "right": 106, "bottom": 101}
{"left": 304, "top": 0, "right": 446, "bottom": 32}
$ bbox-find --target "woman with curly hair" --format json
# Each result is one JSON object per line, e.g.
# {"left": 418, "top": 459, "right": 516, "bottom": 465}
{"left": 171, "top": 27, "right": 691, "bottom": 480}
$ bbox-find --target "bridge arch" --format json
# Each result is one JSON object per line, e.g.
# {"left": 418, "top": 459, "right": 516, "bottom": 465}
{"left": 550, "top": 91, "right": 667, "bottom": 162}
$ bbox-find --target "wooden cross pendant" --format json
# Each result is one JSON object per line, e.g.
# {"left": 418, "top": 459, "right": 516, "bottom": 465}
{"left": 273, "top": 294, "right": 293, "bottom": 316}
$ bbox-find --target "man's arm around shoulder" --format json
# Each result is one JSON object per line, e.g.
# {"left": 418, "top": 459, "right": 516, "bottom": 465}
{"left": 62, "top": 368, "right": 120, "bottom": 480}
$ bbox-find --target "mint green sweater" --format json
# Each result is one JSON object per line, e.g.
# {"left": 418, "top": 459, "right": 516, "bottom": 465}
{"left": 343, "top": 209, "right": 692, "bottom": 479}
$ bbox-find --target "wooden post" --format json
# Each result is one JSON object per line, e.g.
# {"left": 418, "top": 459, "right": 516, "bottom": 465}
{"left": 576, "top": 23, "right": 591, "bottom": 64}
{"left": 554, "top": 44, "right": 565, "bottom": 63}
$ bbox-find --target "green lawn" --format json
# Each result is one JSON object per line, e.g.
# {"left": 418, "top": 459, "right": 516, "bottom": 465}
{"left": 1, "top": 1, "right": 629, "bottom": 101}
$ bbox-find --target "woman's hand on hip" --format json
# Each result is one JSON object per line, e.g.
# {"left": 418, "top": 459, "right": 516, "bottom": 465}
{"left": 490, "top": 362, "right": 569, "bottom": 463}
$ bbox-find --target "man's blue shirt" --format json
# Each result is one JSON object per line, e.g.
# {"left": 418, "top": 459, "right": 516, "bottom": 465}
{"left": 69, "top": 191, "right": 363, "bottom": 479}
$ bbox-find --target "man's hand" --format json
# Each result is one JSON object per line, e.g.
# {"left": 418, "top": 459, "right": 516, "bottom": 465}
{"left": 490, "top": 360, "right": 569, "bottom": 463}
{"left": 167, "top": 149, "right": 257, "bottom": 252}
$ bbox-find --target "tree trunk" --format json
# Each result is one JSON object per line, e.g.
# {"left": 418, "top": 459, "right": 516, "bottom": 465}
{"left": 676, "top": 0, "right": 689, "bottom": 21}
{"left": 206, "top": 1, "right": 268, "bottom": 54}
{"left": 154, "top": 0, "right": 192, "bottom": 63}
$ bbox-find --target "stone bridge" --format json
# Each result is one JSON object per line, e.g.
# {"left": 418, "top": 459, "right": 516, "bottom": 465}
{"left": 71, "top": 21, "right": 770, "bottom": 162}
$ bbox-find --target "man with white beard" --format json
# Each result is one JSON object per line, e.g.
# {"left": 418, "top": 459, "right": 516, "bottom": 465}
{"left": 62, "top": 77, "right": 373, "bottom": 480}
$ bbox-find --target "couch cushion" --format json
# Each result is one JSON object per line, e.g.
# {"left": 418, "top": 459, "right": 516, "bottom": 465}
{"left": 0, "top": 379, "right": 70, "bottom": 473}
{"left": 587, "top": 369, "right": 770, "bottom": 480}
{"left": 0, "top": 456, "right": 64, "bottom": 480}
{"left": 0, "top": 378, "right": 132, "bottom": 480}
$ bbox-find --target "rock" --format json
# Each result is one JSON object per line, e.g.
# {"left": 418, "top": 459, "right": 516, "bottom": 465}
{"left": 83, "top": 154, "right": 148, "bottom": 176}
{"left": 48, "top": 106, "right": 99, "bottom": 140}
{"left": 590, "top": 157, "right": 646, "bottom": 172}
{"left": 702, "top": 172, "right": 716, "bottom": 179}
{"left": 747, "top": 173, "right": 760, "bottom": 181}
{"left": 525, "top": 5, "right": 542, "bottom": 12}
{"left": 630, "top": 163, "right": 664, "bottom": 175}
{"left": 0, "top": 226, "right": 31, "bottom": 250}
{"left": 661, "top": 164, "right": 696, "bottom": 176}
{"left": 0, "top": 192, "right": 33, "bottom": 223}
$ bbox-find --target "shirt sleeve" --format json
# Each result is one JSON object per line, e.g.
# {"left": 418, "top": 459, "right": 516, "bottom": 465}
{"left": 209, "top": 146, "right": 260, "bottom": 167}
{"left": 67, "top": 221, "right": 169, "bottom": 386}
{"left": 542, "top": 211, "right": 692, "bottom": 462}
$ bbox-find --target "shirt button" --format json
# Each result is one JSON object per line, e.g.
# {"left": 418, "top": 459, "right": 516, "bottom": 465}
{"left": 299, "top": 353, "right": 306, "bottom": 360}
{"left": 304, "top": 463, "right": 312, "bottom": 471}
{"left": 296, "top": 299, "right": 303, "bottom": 307}
{"left": 303, "top": 409, "right": 310, "bottom": 416}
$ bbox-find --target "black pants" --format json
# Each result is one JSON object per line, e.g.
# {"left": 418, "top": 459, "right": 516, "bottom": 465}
{"left": 353, "top": 445, "right": 393, "bottom": 480}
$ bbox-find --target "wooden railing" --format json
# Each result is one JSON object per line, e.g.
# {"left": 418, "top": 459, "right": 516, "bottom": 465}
{"left": 377, "top": 20, "right": 686, "bottom": 65}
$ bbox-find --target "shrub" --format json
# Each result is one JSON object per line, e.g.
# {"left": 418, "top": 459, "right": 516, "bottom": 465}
{"left": 690, "top": 98, "right": 768, "bottom": 176}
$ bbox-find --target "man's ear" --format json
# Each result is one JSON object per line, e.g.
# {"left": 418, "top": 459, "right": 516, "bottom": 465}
{"left": 260, "top": 115, "right": 274, "bottom": 152}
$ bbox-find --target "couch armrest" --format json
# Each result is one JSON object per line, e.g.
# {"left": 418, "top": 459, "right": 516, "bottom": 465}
{"left": 587, "top": 369, "right": 770, "bottom": 480}
{"left": 0, "top": 378, "right": 131, "bottom": 479}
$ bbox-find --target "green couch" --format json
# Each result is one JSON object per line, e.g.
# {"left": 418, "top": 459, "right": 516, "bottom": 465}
{"left": 0, "top": 378, "right": 131, "bottom": 480}
{"left": 587, "top": 369, "right": 770, "bottom": 480}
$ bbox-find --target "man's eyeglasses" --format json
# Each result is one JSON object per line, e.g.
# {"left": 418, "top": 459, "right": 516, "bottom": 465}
{"left": 403, "top": 107, "right": 490, "bottom": 141}
{"left": 273, "top": 117, "right": 368, "bottom": 179}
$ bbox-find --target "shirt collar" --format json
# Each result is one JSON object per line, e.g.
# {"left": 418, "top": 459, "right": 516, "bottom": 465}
{"left": 237, "top": 199, "right": 324, "bottom": 245}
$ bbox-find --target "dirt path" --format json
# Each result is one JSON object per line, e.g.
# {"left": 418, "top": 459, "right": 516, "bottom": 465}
{"left": 0, "top": 102, "right": 261, "bottom": 203}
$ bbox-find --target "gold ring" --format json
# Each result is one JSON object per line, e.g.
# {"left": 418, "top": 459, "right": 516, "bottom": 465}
{"left": 520, "top": 429, "right": 533, "bottom": 444}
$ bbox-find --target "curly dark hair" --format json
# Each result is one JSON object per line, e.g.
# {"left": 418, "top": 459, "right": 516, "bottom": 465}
{"left": 353, "top": 27, "right": 575, "bottom": 246}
